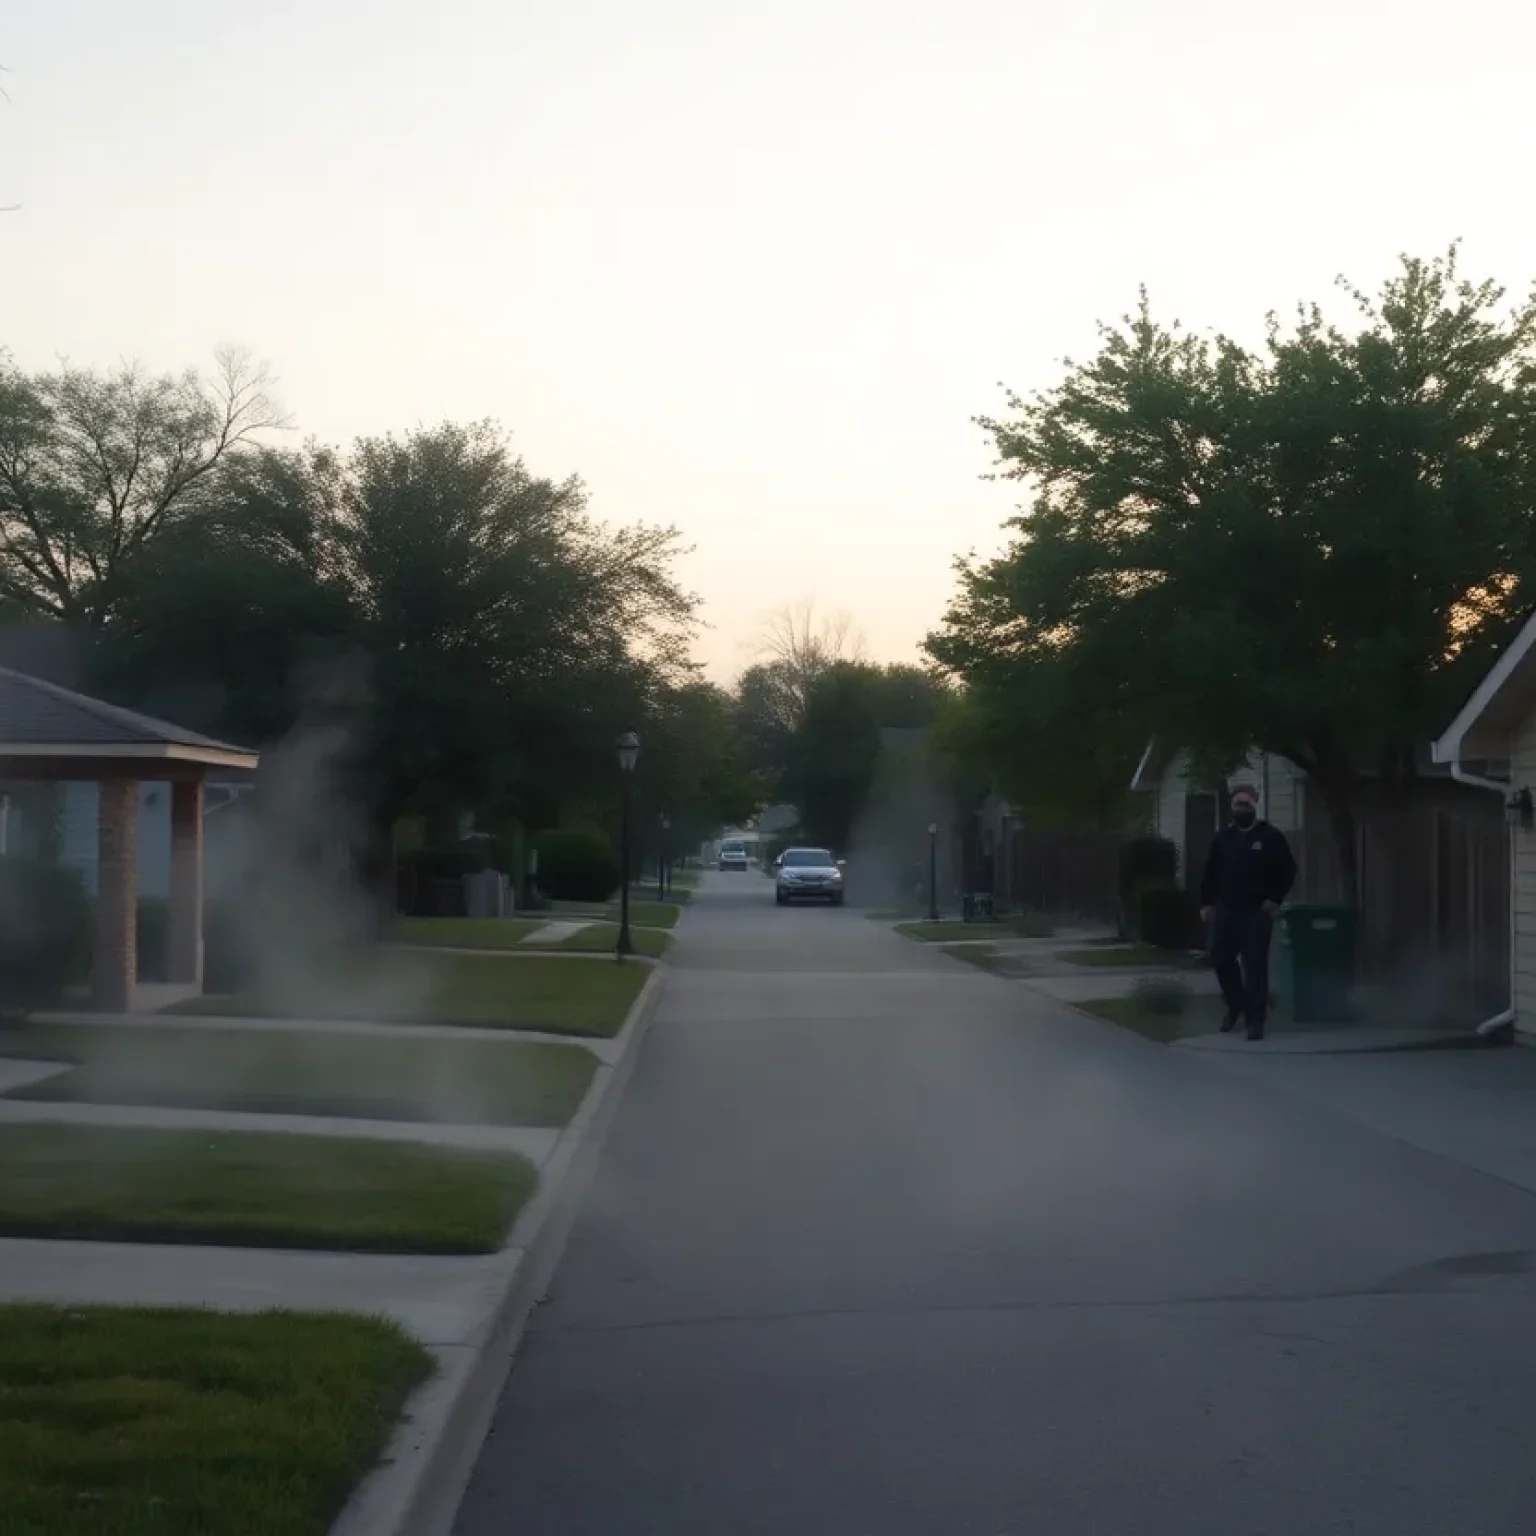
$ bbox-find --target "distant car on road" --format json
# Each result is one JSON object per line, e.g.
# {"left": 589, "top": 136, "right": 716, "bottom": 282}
{"left": 775, "top": 847, "right": 844, "bottom": 906}
{"left": 718, "top": 840, "right": 749, "bottom": 872}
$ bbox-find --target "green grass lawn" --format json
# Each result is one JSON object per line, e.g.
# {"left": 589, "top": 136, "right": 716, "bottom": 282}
{"left": 555, "top": 898, "right": 683, "bottom": 930}
{"left": 0, "top": 1304, "right": 431, "bottom": 1536}
{"left": 629, "top": 881, "right": 693, "bottom": 903}
{"left": 607, "top": 899, "right": 682, "bottom": 929}
{"left": 1058, "top": 944, "right": 1202, "bottom": 969}
{"left": 3, "top": 1023, "right": 597, "bottom": 1127}
{"left": 1075, "top": 994, "right": 1224, "bottom": 1043}
{"left": 392, "top": 917, "right": 544, "bottom": 949}
{"left": 555, "top": 923, "right": 673, "bottom": 957}
{"left": 937, "top": 943, "right": 1019, "bottom": 975}
{"left": 165, "top": 946, "right": 646, "bottom": 1036}
{"left": 896, "top": 915, "right": 1054, "bottom": 943}
{"left": 0, "top": 1124, "right": 536, "bottom": 1253}
{"left": 394, "top": 915, "right": 673, "bottom": 957}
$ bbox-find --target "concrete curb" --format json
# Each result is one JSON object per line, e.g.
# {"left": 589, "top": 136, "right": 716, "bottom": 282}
{"left": 329, "top": 961, "right": 669, "bottom": 1536}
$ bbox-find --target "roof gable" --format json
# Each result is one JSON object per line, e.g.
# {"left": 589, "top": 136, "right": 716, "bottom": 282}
{"left": 1434, "top": 610, "right": 1536, "bottom": 765}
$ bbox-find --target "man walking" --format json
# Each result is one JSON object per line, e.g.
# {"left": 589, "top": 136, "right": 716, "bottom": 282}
{"left": 1198, "top": 784, "right": 1297, "bottom": 1041}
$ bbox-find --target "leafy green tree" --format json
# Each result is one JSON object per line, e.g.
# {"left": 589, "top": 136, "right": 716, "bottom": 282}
{"left": 927, "top": 670, "right": 1143, "bottom": 831}
{"left": 0, "top": 349, "right": 287, "bottom": 626}
{"left": 782, "top": 663, "right": 884, "bottom": 851}
{"left": 103, "top": 423, "right": 697, "bottom": 856}
{"left": 930, "top": 248, "right": 1536, "bottom": 896}
{"left": 632, "top": 678, "right": 765, "bottom": 855}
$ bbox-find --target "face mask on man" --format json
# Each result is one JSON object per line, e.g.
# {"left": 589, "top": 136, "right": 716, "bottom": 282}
{"left": 1232, "top": 801, "right": 1257, "bottom": 828}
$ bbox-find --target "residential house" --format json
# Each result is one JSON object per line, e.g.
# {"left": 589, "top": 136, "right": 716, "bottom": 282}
{"left": 1431, "top": 611, "right": 1536, "bottom": 1036}
{"left": 1134, "top": 730, "right": 1509, "bottom": 1024}
{"left": 1129, "top": 741, "right": 1306, "bottom": 891}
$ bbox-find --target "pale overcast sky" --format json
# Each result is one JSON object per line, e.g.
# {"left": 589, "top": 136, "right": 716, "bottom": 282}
{"left": 5, "top": 0, "right": 1533, "bottom": 679}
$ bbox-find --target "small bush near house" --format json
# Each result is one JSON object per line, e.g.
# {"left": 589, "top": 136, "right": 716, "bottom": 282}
{"left": 1130, "top": 973, "right": 1193, "bottom": 1017}
{"left": 1118, "top": 834, "right": 1179, "bottom": 938}
{"left": 1118, "top": 835, "right": 1178, "bottom": 897}
{"left": 0, "top": 858, "right": 91, "bottom": 1018}
{"left": 531, "top": 828, "right": 620, "bottom": 903}
{"left": 1139, "top": 886, "right": 1202, "bottom": 950}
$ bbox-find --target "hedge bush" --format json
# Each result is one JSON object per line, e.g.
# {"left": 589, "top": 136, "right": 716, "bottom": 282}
{"left": 0, "top": 857, "right": 91, "bottom": 1017}
{"left": 1139, "top": 885, "right": 1202, "bottom": 950}
{"left": 1119, "top": 835, "right": 1178, "bottom": 898}
{"left": 532, "top": 828, "right": 619, "bottom": 903}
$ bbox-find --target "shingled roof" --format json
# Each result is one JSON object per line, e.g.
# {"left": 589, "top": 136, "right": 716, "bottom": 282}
{"left": 0, "top": 665, "right": 259, "bottom": 768}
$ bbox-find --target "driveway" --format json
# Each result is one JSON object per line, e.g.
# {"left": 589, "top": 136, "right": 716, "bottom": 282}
{"left": 455, "top": 874, "right": 1536, "bottom": 1535}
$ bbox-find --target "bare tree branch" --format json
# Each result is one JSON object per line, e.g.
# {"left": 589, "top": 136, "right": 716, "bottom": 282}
{"left": 0, "top": 350, "right": 290, "bottom": 624}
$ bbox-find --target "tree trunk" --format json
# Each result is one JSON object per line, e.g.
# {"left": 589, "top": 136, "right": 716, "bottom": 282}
{"left": 1318, "top": 781, "right": 1361, "bottom": 908}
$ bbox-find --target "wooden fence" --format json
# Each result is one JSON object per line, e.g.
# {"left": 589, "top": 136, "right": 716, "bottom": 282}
{"left": 1002, "top": 785, "right": 1509, "bottom": 1024}
{"left": 1291, "top": 790, "right": 1509, "bottom": 1024}
{"left": 1005, "top": 827, "right": 1125, "bottom": 927}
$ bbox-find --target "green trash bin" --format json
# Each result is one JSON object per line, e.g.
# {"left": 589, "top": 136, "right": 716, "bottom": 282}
{"left": 1275, "top": 903, "right": 1358, "bottom": 1023}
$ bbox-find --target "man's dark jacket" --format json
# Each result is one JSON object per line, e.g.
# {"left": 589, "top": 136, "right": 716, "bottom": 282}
{"left": 1199, "top": 820, "right": 1297, "bottom": 911}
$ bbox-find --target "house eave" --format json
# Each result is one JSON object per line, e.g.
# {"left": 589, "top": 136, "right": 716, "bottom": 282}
{"left": 0, "top": 742, "right": 259, "bottom": 771}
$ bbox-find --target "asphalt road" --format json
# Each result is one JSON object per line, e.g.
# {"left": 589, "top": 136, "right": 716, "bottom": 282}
{"left": 454, "top": 874, "right": 1536, "bottom": 1536}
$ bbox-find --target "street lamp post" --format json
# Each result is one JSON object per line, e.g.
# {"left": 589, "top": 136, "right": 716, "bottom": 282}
{"left": 616, "top": 732, "right": 640, "bottom": 960}
{"left": 656, "top": 814, "right": 670, "bottom": 901}
{"left": 927, "top": 821, "right": 940, "bottom": 922}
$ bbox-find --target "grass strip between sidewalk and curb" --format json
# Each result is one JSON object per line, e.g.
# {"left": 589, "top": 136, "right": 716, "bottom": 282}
{"left": 2, "top": 1023, "right": 597, "bottom": 1127}
{"left": 1057, "top": 944, "right": 1203, "bottom": 969}
{"left": 896, "top": 916, "right": 1054, "bottom": 942}
{"left": 0, "top": 1303, "right": 432, "bottom": 1536}
{"left": 1075, "top": 995, "right": 1226, "bottom": 1043}
{"left": 549, "top": 898, "right": 683, "bottom": 929}
{"left": 390, "top": 918, "right": 545, "bottom": 949}
{"left": 393, "top": 917, "right": 673, "bottom": 959}
{"left": 0, "top": 1123, "right": 537, "bottom": 1253}
{"left": 555, "top": 923, "right": 673, "bottom": 957}
{"left": 326, "top": 948, "right": 669, "bottom": 1536}
{"left": 937, "top": 943, "right": 1020, "bottom": 976}
{"left": 628, "top": 881, "right": 694, "bottom": 903}
{"left": 162, "top": 947, "right": 647, "bottom": 1036}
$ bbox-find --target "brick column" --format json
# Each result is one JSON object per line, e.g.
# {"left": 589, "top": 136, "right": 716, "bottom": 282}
{"left": 93, "top": 779, "right": 139, "bottom": 1012}
{"left": 169, "top": 779, "right": 205, "bottom": 987}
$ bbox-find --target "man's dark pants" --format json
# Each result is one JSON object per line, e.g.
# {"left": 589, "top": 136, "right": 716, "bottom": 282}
{"left": 1210, "top": 905, "right": 1273, "bottom": 1030}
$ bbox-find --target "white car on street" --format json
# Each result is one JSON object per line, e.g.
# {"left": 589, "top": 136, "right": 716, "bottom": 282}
{"left": 718, "top": 840, "right": 749, "bottom": 872}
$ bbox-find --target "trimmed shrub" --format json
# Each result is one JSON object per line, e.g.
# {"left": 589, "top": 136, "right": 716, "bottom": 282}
{"left": 1131, "top": 973, "right": 1193, "bottom": 1017}
{"left": 1139, "top": 885, "right": 1202, "bottom": 950}
{"left": 531, "top": 828, "right": 620, "bottom": 903}
{"left": 1119, "top": 835, "right": 1178, "bottom": 898}
{"left": 0, "top": 857, "right": 91, "bottom": 1018}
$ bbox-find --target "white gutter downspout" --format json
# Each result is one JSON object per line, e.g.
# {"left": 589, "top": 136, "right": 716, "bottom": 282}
{"left": 1449, "top": 761, "right": 1517, "bottom": 1039}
